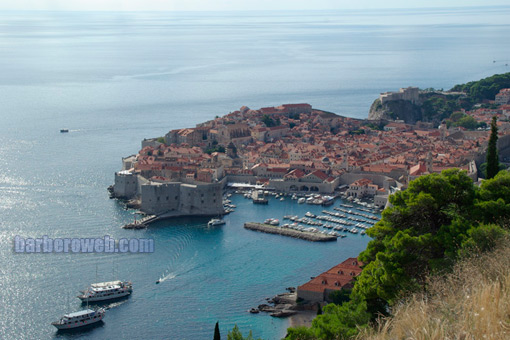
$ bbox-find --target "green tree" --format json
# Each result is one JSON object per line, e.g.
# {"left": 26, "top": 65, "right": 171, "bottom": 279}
{"left": 457, "top": 115, "right": 478, "bottom": 130}
{"left": 460, "top": 224, "right": 508, "bottom": 256}
{"left": 285, "top": 298, "right": 370, "bottom": 340}
{"left": 261, "top": 114, "right": 280, "bottom": 127}
{"left": 214, "top": 321, "right": 221, "bottom": 340}
{"left": 227, "top": 325, "right": 261, "bottom": 340}
{"left": 356, "top": 169, "right": 477, "bottom": 311}
{"left": 474, "top": 170, "right": 510, "bottom": 224}
{"left": 486, "top": 116, "right": 499, "bottom": 179}
{"left": 317, "top": 303, "right": 322, "bottom": 315}
{"left": 449, "top": 111, "right": 465, "bottom": 122}
{"left": 328, "top": 289, "right": 351, "bottom": 305}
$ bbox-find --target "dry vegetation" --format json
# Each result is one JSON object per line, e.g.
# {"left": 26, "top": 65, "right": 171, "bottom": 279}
{"left": 359, "top": 240, "right": 510, "bottom": 340}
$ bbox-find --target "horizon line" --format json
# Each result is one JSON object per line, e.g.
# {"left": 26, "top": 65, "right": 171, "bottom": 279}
{"left": 1, "top": 4, "right": 509, "bottom": 13}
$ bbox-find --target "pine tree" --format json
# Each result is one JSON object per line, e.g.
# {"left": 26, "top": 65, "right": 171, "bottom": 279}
{"left": 214, "top": 321, "right": 221, "bottom": 340}
{"left": 486, "top": 116, "right": 499, "bottom": 179}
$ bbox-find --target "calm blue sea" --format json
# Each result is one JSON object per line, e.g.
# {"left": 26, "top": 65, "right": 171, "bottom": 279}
{"left": 1, "top": 7, "right": 510, "bottom": 340}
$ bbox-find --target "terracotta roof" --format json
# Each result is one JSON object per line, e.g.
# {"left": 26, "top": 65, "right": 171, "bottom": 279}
{"left": 298, "top": 258, "right": 363, "bottom": 294}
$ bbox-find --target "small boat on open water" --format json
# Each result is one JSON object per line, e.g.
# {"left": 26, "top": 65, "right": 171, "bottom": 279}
{"left": 52, "top": 308, "right": 105, "bottom": 330}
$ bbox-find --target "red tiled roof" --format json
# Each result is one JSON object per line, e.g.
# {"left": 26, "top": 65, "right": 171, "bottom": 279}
{"left": 298, "top": 258, "right": 363, "bottom": 294}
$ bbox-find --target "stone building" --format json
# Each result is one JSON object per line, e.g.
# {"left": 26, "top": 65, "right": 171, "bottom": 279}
{"left": 346, "top": 178, "right": 379, "bottom": 198}
{"left": 112, "top": 170, "right": 224, "bottom": 217}
{"left": 495, "top": 88, "right": 510, "bottom": 105}
{"left": 379, "top": 87, "right": 419, "bottom": 104}
{"left": 297, "top": 258, "right": 363, "bottom": 304}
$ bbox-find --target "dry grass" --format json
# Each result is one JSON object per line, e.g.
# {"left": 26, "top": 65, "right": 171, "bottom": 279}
{"left": 358, "top": 242, "right": 510, "bottom": 340}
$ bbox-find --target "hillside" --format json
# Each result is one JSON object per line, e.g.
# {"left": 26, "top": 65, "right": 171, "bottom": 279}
{"left": 368, "top": 72, "right": 510, "bottom": 124}
{"left": 451, "top": 72, "right": 510, "bottom": 102}
{"left": 358, "top": 239, "right": 510, "bottom": 340}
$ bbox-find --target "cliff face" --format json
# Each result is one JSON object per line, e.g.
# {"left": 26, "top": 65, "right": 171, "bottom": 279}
{"left": 368, "top": 98, "right": 423, "bottom": 123}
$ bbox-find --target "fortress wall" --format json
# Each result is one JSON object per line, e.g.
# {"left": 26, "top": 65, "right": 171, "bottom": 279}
{"left": 140, "top": 182, "right": 181, "bottom": 215}
{"left": 136, "top": 175, "right": 149, "bottom": 197}
{"left": 113, "top": 172, "right": 138, "bottom": 199}
{"left": 179, "top": 183, "right": 224, "bottom": 215}
{"left": 121, "top": 155, "right": 136, "bottom": 171}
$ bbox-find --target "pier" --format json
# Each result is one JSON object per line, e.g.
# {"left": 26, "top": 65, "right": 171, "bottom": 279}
{"left": 244, "top": 222, "right": 337, "bottom": 242}
{"left": 122, "top": 214, "right": 158, "bottom": 229}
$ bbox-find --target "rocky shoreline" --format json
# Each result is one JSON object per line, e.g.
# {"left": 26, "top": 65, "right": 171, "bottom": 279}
{"left": 250, "top": 287, "right": 317, "bottom": 320}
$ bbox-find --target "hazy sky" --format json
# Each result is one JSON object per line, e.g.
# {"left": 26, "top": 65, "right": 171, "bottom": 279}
{"left": 1, "top": 0, "right": 509, "bottom": 11}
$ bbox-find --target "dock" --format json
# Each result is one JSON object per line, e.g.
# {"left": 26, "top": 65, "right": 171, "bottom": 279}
{"left": 122, "top": 214, "right": 158, "bottom": 229}
{"left": 244, "top": 222, "right": 337, "bottom": 242}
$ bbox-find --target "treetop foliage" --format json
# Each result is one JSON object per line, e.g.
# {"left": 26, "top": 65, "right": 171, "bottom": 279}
{"left": 450, "top": 72, "right": 510, "bottom": 102}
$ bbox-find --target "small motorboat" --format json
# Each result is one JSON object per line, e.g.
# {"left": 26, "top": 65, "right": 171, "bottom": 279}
{"left": 208, "top": 218, "right": 226, "bottom": 227}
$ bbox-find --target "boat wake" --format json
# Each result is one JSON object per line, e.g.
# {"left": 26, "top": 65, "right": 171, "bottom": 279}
{"left": 156, "top": 272, "right": 176, "bottom": 284}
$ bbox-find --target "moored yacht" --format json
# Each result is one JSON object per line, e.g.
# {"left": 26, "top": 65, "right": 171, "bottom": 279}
{"left": 52, "top": 308, "right": 105, "bottom": 330}
{"left": 78, "top": 280, "right": 132, "bottom": 302}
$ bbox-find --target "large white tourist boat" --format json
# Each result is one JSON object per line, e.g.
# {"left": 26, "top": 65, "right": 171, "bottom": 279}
{"left": 51, "top": 308, "right": 105, "bottom": 330}
{"left": 77, "top": 280, "right": 132, "bottom": 302}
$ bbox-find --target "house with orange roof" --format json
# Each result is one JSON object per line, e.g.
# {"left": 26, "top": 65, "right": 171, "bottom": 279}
{"left": 346, "top": 178, "right": 379, "bottom": 198}
{"left": 297, "top": 258, "right": 363, "bottom": 304}
{"left": 495, "top": 88, "right": 510, "bottom": 105}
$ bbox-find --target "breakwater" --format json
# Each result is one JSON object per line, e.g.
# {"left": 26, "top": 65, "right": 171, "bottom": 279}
{"left": 244, "top": 222, "right": 337, "bottom": 242}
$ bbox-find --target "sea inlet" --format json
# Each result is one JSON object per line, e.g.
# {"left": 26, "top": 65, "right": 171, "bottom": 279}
{"left": 111, "top": 192, "right": 376, "bottom": 339}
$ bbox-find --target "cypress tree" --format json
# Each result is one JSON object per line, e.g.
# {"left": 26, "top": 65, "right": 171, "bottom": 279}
{"left": 486, "top": 116, "right": 499, "bottom": 179}
{"left": 214, "top": 321, "right": 221, "bottom": 340}
{"left": 317, "top": 303, "right": 322, "bottom": 315}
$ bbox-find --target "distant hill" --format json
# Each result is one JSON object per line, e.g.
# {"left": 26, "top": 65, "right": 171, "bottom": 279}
{"left": 368, "top": 72, "right": 510, "bottom": 125}
{"left": 450, "top": 72, "right": 510, "bottom": 102}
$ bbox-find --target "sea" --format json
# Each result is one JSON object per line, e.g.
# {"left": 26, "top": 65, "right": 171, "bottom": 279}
{"left": 1, "top": 6, "right": 510, "bottom": 340}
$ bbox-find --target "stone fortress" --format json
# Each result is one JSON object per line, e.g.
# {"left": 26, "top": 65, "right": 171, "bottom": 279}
{"left": 379, "top": 86, "right": 420, "bottom": 105}
{"left": 112, "top": 158, "right": 225, "bottom": 217}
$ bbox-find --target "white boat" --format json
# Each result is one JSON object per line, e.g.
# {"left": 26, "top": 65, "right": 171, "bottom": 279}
{"left": 270, "top": 219, "right": 279, "bottom": 226}
{"left": 297, "top": 198, "right": 306, "bottom": 204}
{"left": 264, "top": 218, "right": 279, "bottom": 226}
{"left": 77, "top": 280, "right": 132, "bottom": 302}
{"left": 208, "top": 218, "right": 226, "bottom": 226}
{"left": 52, "top": 308, "right": 105, "bottom": 330}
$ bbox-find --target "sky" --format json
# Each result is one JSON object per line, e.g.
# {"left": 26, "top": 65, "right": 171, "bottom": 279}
{"left": 0, "top": 0, "right": 509, "bottom": 11}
